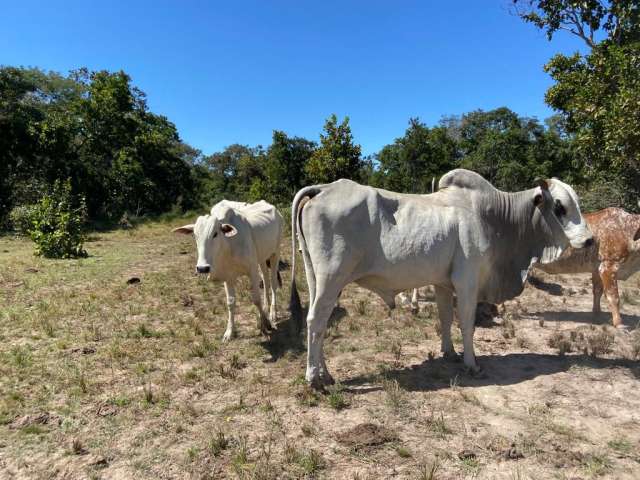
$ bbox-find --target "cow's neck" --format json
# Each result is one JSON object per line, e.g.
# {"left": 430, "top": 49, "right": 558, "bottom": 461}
{"left": 488, "top": 189, "right": 566, "bottom": 266}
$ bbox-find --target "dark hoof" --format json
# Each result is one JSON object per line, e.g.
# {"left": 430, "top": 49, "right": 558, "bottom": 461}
{"left": 443, "top": 351, "right": 461, "bottom": 363}
{"left": 321, "top": 373, "right": 335, "bottom": 386}
{"left": 464, "top": 365, "right": 486, "bottom": 378}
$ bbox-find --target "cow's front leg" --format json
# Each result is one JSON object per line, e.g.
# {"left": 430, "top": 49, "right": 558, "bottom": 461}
{"left": 435, "top": 286, "right": 458, "bottom": 361}
{"left": 600, "top": 261, "right": 624, "bottom": 328}
{"left": 592, "top": 270, "right": 603, "bottom": 314}
{"left": 250, "top": 269, "right": 273, "bottom": 335}
{"left": 453, "top": 278, "right": 480, "bottom": 373}
{"left": 222, "top": 280, "right": 237, "bottom": 342}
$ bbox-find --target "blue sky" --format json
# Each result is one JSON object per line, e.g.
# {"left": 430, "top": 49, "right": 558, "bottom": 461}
{"left": 1, "top": 1, "right": 587, "bottom": 156}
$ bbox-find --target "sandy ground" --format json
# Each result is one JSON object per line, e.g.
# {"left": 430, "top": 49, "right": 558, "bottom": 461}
{"left": 1, "top": 224, "right": 639, "bottom": 479}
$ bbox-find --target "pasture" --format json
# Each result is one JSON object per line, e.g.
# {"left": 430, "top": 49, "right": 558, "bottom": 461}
{"left": 1, "top": 220, "right": 640, "bottom": 479}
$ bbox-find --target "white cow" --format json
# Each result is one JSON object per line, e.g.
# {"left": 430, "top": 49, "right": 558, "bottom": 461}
{"left": 289, "top": 169, "right": 593, "bottom": 388}
{"left": 174, "top": 200, "right": 284, "bottom": 341}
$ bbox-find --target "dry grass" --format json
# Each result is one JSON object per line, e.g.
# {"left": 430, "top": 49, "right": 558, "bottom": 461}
{"left": 1, "top": 222, "right": 640, "bottom": 478}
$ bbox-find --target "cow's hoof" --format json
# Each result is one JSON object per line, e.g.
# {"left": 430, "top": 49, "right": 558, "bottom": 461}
{"left": 443, "top": 351, "right": 461, "bottom": 362}
{"left": 320, "top": 372, "right": 335, "bottom": 386}
{"left": 464, "top": 365, "right": 485, "bottom": 378}
{"left": 411, "top": 306, "right": 420, "bottom": 315}
{"left": 308, "top": 377, "right": 327, "bottom": 391}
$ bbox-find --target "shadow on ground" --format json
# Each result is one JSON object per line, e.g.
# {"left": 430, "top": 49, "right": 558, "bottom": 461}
{"left": 345, "top": 352, "right": 640, "bottom": 393}
{"left": 528, "top": 275, "right": 564, "bottom": 296}
{"left": 535, "top": 310, "right": 640, "bottom": 328}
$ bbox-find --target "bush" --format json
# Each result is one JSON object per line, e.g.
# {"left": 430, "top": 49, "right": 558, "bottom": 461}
{"left": 9, "top": 205, "right": 36, "bottom": 235}
{"left": 29, "top": 180, "right": 88, "bottom": 258}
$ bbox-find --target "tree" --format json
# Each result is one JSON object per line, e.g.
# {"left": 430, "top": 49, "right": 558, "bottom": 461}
{"left": 458, "top": 108, "right": 578, "bottom": 191}
{"left": 374, "top": 118, "right": 458, "bottom": 193}
{"left": 304, "top": 114, "right": 363, "bottom": 184}
{"left": 263, "top": 131, "right": 316, "bottom": 204}
{"left": 514, "top": 0, "right": 640, "bottom": 210}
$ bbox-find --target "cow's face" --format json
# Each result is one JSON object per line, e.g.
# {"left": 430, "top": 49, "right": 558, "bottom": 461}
{"left": 534, "top": 178, "right": 593, "bottom": 249}
{"left": 173, "top": 215, "right": 237, "bottom": 276}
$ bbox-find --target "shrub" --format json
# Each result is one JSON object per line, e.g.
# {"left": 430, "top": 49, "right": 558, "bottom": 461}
{"left": 9, "top": 204, "right": 36, "bottom": 235}
{"left": 29, "top": 180, "right": 88, "bottom": 258}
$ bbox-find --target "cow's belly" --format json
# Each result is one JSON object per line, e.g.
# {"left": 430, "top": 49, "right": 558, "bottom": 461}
{"left": 351, "top": 238, "right": 457, "bottom": 291}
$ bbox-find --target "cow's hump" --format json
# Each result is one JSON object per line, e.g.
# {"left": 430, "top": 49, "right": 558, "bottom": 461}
{"left": 438, "top": 169, "right": 496, "bottom": 193}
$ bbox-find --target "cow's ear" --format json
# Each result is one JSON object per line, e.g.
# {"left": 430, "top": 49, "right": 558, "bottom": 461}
{"left": 173, "top": 224, "right": 195, "bottom": 234}
{"left": 220, "top": 223, "right": 237, "bottom": 237}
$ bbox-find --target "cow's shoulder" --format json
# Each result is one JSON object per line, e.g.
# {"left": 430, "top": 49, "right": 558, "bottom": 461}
{"left": 438, "top": 169, "right": 496, "bottom": 193}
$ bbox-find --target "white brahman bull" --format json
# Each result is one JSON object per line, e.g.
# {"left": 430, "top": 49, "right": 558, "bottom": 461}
{"left": 174, "top": 200, "right": 283, "bottom": 341}
{"left": 289, "top": 169, "right": 593, "bottom": 388}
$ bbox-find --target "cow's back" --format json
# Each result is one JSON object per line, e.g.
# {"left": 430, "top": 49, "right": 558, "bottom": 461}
{"left": 238, "top": 201, "right": 283, "bottom": 261}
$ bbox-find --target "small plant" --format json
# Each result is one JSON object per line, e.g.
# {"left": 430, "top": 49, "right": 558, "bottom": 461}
{"left": 185, "top": 446, "right": 199, "bottom": 462}
{"left": 208, "top": 430, "right": 230, "bottom": 456}
{"left": 296, "top": 449, "right": 325, "bottom": 475}
{"left": 417, "top": 460, "right": 439, "bottom": 480}
{"left": 396, "top": 446, "right": 412, "bottom": 458}
{"left": 586, "top": 328, "right": 614, "bottom": 357}
{"left": 426, "top": 410, "right": 451, "bottom": 438}
{"left": 326, "top": 384, "right": 349, "bottom": 410}
{"left": 28, "top": 179, "right": 88, "bottom": 258}
{"left": 390, "top": 339, "right": 402, "bottom": 363}
{"left": 502, "top": 315, "right": 516, "bottom": 339}
{"left": 548, "top": 330, "right": 572, "bottom": 355}
{"left": 382, "top": 378, "right": 407, "bottom": 413}
{"left": 231, "top": 435, "right": 250, "bottom": 471}
{"left": 295, "top": 386, "right": 320, "bottom": 407}
{"left": 71, "top": 438, "right": 86, "bottom": 455}
{"left": 142, "top": 385, "right": 155, "bottom": 405}
{"left": 9, "top": 204, "right": 36, "bottom": 235}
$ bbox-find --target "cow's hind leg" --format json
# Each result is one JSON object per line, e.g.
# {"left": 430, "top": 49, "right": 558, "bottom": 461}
{"left": 306, "top": 285, "right": 342, "bottom": 389}
{"left": 250, "top": 267, "right": 273, "bottom": 335}
{"left": 222, "top": 280, "right": 237, "bottom": 342}
{"left": 435, "top": 286, "right": 458, "bottom": 361}
{"left": 411, "top": 288, "right": 419, "bottom": 314}
{"left": 268, "top": 253, "right": 279, "bottom": 323}
{"left": 592, "top": 270, "right": 603, "bottom": 315}
{"left": 600, "top": 261, "right": 624, "bottom": 328}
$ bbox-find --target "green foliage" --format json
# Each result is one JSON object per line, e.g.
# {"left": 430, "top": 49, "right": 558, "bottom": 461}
{"left": 373, "top": 118, "right": 458, "bottom": 192}
{"left": 28, "top": 180, "right": 88, "bottom": 258}
{"left": 515, "top": 0, "right": 640, "bottom": 211}
{"left": 304, "top": 114, "right": 363, "bottom": 184}
{"left": 9, "top": 205, "right": 36, "bottom": 235}
{"left": 0, "top": 66, "right": 197, "bottom": 226}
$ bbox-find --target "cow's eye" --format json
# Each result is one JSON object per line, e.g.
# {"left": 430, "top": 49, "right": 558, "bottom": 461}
{"left": 553, "top": 200, "right": 566, "bottom": 218}
{"left": 212, "top": 232, "right": 218, "bottom": 238}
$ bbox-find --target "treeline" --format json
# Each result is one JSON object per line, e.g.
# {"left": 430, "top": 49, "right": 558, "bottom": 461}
{"left": 1, "top": 65, "right": 637, "bottom": 233}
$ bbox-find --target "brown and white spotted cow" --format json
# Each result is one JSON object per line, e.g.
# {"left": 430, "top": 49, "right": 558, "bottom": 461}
{"left": 536, "top": 207, "right": 640, "bottom": 328}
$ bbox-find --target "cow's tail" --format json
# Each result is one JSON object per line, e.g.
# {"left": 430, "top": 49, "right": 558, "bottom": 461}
{"left": 289, "top": 186, "right": 321, "bottom": 333}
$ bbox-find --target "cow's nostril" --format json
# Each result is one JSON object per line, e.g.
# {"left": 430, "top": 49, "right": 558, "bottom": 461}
{"left": 196, "top": 266, "right": 210, "bottom": 274}
{"left": 584, "top": 237, "right": 594, "bottom": 248}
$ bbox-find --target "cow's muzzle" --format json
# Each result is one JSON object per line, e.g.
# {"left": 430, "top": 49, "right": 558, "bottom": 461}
{"left": 196, "top": 265, "right": 210, "bottom": 274}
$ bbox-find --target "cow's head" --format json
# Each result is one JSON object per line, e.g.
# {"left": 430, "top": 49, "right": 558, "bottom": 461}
{"left": 533, "top": 177, "right": 593, "bottom": 251}
{"left": 173, "top": 215, "right": 238, "bottom": 277}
